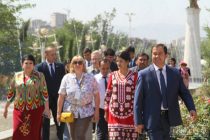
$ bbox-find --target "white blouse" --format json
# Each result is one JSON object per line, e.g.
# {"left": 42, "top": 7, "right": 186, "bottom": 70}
{"left": 58, "top": 73, "right": 99, "bottom": 118}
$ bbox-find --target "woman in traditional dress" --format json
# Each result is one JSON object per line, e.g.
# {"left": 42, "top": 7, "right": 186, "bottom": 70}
{"left": 104, "top": 50, "right": 138, "bottom": 140}
{"left": 3, "top": 54, "right": 50, "bottom": 140}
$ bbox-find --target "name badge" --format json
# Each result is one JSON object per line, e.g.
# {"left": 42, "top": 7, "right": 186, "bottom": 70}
{"left": 74, "top": 89, "right": 81, "bottom": 100}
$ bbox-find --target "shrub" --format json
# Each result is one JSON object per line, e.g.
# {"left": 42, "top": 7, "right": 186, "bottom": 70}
{"left": 172, "top": 96, "right": 210, "bottom": 140}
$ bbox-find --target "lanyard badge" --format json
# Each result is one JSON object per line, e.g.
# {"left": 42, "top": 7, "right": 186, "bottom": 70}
{"left": 74, "top": 74, "right": 84, "bottom": 100}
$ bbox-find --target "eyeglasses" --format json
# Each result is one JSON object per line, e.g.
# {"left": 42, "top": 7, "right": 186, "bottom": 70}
{"left": 73, "top": 61, "right": 83, "bottom": 65}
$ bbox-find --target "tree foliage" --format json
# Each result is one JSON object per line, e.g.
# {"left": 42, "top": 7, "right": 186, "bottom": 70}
{"left": 56, "top": 19, "right": 84, "bottom": 62}
{"left": 201, "top": 26, "right": 210, "bottom": 69}
{"left": 200, "top": 25, "right": 210, "bottom": 97}
{"left": 201, "top": 26, "right": 210, "bottom": 64}
{"left": 90, "top": 8, "right": 116, "bottom": 47}
{"left": 0, "top": 0, "right": 34, "bottom": 75}
{"left": 55, "top": 9, "right": 129, "bottom": 62}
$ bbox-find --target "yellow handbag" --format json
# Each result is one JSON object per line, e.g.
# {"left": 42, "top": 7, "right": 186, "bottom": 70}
{"left": 60, "top": 112, "right": 74, "bottom": 123}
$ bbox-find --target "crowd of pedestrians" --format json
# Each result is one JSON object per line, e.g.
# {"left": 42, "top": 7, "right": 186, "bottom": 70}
{"left": 3, "top": 43, "right": 196, "bottom": 140}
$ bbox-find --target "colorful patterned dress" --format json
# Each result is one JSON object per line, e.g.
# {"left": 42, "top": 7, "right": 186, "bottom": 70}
{"left": 7, "top": 70, "right": 48, "bottom": 140}
{"left": 104, "top": 71, "right": 138, "bottom": 140}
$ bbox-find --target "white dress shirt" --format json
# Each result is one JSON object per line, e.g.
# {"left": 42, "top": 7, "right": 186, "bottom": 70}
{"left": 85, "top": 60, "right": 92, "bottom": 68}
{"left": 153, "top": 64, "right": 168, "bottom": 110}
{"left": 94, "top": 73, "right": 109, "bottom": 109}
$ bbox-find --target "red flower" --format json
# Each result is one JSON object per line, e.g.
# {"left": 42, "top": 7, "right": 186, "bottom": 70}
{"left": 208, "top": 99, "right": 210, "bottom": 104}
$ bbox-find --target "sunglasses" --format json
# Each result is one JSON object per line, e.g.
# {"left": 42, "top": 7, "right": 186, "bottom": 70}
{"left": 73, "top": 61, "right": 83, "bottom": 65}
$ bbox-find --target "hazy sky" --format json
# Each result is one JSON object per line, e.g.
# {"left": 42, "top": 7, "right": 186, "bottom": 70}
{"left": 20, "top": 0, "right": 210, "bottom": 43}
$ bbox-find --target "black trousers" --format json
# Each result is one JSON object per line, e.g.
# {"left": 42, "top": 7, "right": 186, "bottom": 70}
{"left": 42, "top": 96, "right": 64, "bottom": 140}
{"left": 147, "top": 110, "right": 171, "bottom": 140}
{"left": 97, "top": 108, "right": 108, "bottom": 140}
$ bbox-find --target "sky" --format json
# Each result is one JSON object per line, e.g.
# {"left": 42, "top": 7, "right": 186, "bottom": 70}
{"left": 20, "top": 0, "right": 210, "bottom": 43}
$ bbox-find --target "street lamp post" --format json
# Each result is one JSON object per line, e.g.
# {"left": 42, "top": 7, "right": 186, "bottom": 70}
{"left": 125, "top": 12, "right": 135, "bottom": 46}
{"left": 52, "top": 36, "right": 63, "bottom": 62}
{"left": 64, "top": 9, "right": 79, "bottom": 55}
{"left": 17, "top": 30, "right": 22, "bottom": 62}
{"left": 39, "top": 28, "right": 48, "bottom": 62}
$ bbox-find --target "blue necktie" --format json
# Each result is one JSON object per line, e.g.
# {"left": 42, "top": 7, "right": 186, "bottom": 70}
{"left": 50, "top": 64, "right": 55, "bottom": 79}
{"left": 129, "top": 61, "right": 133, "bottom": 68}
{"left": 88, "top": 61, "right": 91, "bottom": 67}
{"left": 103, "top": 76, "right": 107, "bottom": 90}
{"left": 159, "top": 69, "right": 168, "bottom": 108}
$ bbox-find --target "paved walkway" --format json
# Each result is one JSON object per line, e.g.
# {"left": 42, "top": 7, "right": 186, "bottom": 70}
{"left": 0, "top": 101, "right": 95, "bottom": 140}
{"left": 0, "top": 101, "right": 13, "bottom": 132}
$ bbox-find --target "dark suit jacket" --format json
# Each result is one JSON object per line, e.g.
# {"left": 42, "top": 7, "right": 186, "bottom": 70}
{"left": 36, "top": 62, "right": 65, "bottom": 99}
{"left": 110, "top": 61, "right": 118, "bottom": 72}
{"left": 134, "top": 64, "right": 196, "bottom": 129}
{"left": 129, "top": 59, "right": 136, "bottom": 68}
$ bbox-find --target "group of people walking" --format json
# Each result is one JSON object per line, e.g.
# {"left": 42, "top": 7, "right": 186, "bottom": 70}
{"left": 3, "top": 43, "right": 197, "bottom": 140}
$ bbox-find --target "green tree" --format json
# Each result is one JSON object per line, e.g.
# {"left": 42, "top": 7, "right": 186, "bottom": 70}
{"left": 201, "top": 26, "right": 210, "bottom": 64}
{"left": 194, "top": 10, "right": 210, "bottom": 103}
{"left": 55, "top": 8, "right": 130, "bottom": 60}
{"left": 56, "top": 20, "right": 84, "bottom": 61}
{"left": 200, "top": 25, "right": 210, "bottom": 96}
{"left": 90, "top": 8, "right": 116, "bottom": 48}
{"left": 0, "top": 1, "right": 34, "bottom": 75}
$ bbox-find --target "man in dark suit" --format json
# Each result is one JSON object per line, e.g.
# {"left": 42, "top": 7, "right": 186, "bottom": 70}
{"left": 130, "top": 52, "right": 149, "bottom": 72}
{"left": 36, "top": 46, "right": 65, "bottom": 140}
{"left": 126, "top": 46, "right": 136, "bottom": 68}
{"left": 134, "top": 43, "right": 197, "bottom": 140}
{"left": 83, "top": 47, "right": 92, "bottom": 67}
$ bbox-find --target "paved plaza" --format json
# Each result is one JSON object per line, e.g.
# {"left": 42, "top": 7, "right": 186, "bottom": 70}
{"left": 0, "top": 101, "right": 94, "bottom": 140}
{"left": 0, "top": 101, "right": 13, "bottom": 132}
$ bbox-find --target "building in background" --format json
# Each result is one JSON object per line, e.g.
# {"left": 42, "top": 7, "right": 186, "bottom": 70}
{"left": 169, "top": 37, "right": 185, "bottom": 64}
{"left": 29, "top": 19, "right": 51, "bottom": 33}
{"left": 50, "top": 12, "right": 67, "bottom": 28}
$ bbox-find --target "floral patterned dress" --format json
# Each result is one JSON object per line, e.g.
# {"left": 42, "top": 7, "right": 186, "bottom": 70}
{"left": 58, "top": 72, "right": 99, "bottom": 118}
{"left": 104, "top": 71, "right": 138, "bottom": 140}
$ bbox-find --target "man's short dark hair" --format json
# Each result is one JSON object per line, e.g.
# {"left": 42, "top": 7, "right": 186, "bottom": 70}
{"left": 136, "top": 53, "right": 149, "bottom": 62}
{"left": 126, "top": 46, "right": 135, "bottom": 53}
{"left": 152, "top": 43, "right": 167, "bottom": 54}
{"left": 83, "top": 47, "right": 92, "bottom": 54}
{"left": 170, "top": 58, "right": 176, "bottom": 64}
{"left": 104, "top": 48, "right": 115, "bottom": 56}
{"left": 99, "top": 58, "right": 110, "bottom": 66}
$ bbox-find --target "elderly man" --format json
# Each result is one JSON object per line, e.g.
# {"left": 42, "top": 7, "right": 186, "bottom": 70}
{"left": 86, "top": 50, "right": 102, "bottom": 135}
{"left": 87, "top": 50, "right": 102, "bottom": 75}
